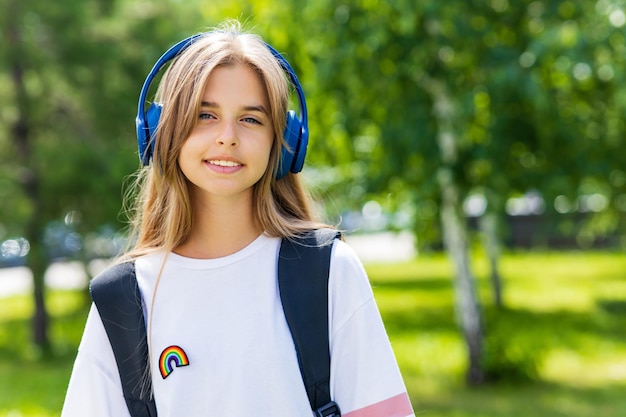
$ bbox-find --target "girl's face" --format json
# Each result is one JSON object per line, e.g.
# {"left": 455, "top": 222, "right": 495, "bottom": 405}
{"left": 178, "top": 63, "right": 274, "bottom": 205}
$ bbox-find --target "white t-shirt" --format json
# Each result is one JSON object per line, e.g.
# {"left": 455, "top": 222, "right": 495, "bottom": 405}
{"left": 61, "top": 234, "right": 414, "bottom": 417}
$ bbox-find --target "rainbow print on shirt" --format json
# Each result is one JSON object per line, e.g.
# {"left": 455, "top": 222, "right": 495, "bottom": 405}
{"left": 159, "top": 345, "right": 190, "bottom": 379}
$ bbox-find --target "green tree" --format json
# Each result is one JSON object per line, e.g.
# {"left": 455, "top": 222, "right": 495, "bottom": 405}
{"left": 0, "top": 0, "right": 189, "bottom": 352}
{"left": 267, "top": 0, "right": 626, "bottom": 382}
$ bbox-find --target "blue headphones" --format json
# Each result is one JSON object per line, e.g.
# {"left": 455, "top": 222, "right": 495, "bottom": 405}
{"left": 135, "top": 33, "right": 309, "bottom": 179}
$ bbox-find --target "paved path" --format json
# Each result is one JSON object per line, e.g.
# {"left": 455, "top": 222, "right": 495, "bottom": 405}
{"left": 0, "top": 259, "right": 111, "bottom": 298}
{"left": 345, "top": 231, "right": 416, "bottom": 263}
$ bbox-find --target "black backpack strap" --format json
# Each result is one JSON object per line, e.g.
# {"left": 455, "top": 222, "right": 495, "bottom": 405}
{"left": 90, "top": 261, "right": 157, "bottom": 417}
{"left": 278, "top": 228, "right": 342, "bottom": 417}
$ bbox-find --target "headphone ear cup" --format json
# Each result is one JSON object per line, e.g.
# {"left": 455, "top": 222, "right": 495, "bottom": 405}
{"left": 141, "top": 103, "right": 162, "bottom": 165}
{"left": 136, "top": 116, "right": 150, "bottom": 166}
{"left": 278, "top": 110, "right": 306, "bottom": 179}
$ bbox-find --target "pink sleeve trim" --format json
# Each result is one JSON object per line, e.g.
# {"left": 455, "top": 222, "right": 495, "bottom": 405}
{"left": 343, "top": 392, "right": 413, "bottom": 417}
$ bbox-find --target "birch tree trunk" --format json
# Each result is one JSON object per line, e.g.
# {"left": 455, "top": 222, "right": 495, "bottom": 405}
{"left": 422, "top": 77, "right": 485, "bottom": 384}
{"left": 479, "top": 210, "right": 503, "bottom": 308}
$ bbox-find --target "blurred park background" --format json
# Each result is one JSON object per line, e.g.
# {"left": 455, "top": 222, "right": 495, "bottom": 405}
{"left": 1, "top": 0, "right": 626, "bottom": 416}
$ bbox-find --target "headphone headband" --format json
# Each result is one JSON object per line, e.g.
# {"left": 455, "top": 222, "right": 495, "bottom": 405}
{"left": 135, "top": 32, "right": 309, "bottom": 179}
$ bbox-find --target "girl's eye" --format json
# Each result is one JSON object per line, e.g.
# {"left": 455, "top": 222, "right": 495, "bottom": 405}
{"left": 242, "top": 117, "right": 261, "bottom": 125}
{"left": 199, "top": 112, "right": 215, "bottom": 120}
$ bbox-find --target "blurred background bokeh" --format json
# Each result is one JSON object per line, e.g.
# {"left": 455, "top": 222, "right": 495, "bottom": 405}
{"left": 1, "top": 0, "right": 625, "bottom": 416}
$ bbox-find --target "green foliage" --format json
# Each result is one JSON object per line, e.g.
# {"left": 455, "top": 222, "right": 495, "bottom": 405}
{"left": 2, "top": 0, "right": 625, "bottom": 249}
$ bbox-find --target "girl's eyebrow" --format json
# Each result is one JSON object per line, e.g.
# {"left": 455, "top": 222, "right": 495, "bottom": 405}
{"left": 200, "top": 101, "right": 269, "bottom": 115}
{"left": 244, "top": 105, "right": 269, "bottom": 115}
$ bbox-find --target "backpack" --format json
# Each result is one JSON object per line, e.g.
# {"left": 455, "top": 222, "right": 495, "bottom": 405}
{"left": 90, "top": 229, "right": 342, "bottom": 417}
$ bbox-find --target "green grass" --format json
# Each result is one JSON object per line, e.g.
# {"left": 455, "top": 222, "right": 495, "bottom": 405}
{"left": 1, "top": 251, "right": 626, "bottom": 416}
{"left": 368, "top": 251, "right": 626, "bottom": 416}
{"left": 0, "top": 291, "right": 88, "bottom": 417}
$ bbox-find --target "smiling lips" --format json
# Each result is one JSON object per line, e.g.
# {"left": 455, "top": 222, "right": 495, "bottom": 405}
{"left": 205, "top": 159, "right": 243, "bottom": 173}
{"left": 207, "top": 159, "right": 242, "bottom": 167}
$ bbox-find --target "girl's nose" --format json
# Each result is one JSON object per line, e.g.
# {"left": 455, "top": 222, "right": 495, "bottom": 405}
{"left": 216, "top": 120, "right": 239, "bottom": 147}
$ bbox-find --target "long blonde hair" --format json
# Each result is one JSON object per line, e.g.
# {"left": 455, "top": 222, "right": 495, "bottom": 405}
{"left": 123, "top": 21, "right": 329, "bottom": 260}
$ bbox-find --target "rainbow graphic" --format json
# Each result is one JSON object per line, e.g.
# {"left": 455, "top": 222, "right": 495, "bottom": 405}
{"left": 159, "top": 345, "right": 190, "bottom": 379}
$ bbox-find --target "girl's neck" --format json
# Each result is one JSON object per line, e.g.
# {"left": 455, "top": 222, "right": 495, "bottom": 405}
{"left": 174, "top": 192, "right": 262, "bottom": 259}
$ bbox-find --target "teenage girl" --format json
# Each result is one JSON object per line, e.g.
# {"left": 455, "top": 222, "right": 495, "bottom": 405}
{"left": 61, "top": 20, "right": 414, "bottom": 417}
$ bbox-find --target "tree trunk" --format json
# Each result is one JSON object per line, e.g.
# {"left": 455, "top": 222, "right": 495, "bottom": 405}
{"left": 422, "top": 77, "right": 485, "bottom": 385}
{"left": 7, "top": 0, "right": 51, "bottom": 353}
{"left": 28, "top": 230, "right": 50, "bottom": 351}
{"left": 439, "top": 171, "right": 484, "bottom": 384}
{"left": 478, "top": 211, "right": 503, "bottom": 308}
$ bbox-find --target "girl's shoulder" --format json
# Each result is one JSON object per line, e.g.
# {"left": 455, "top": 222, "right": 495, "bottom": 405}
{"left": 328, "top": 237, "right": 373, "bottom": 303}
{"left": 331, "top": 237, "right": 367, "bottom": 272}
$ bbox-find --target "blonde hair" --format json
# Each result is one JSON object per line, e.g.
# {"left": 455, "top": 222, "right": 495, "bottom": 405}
{"left": 123, "top": 21, "right": 329, "bottom": 260}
